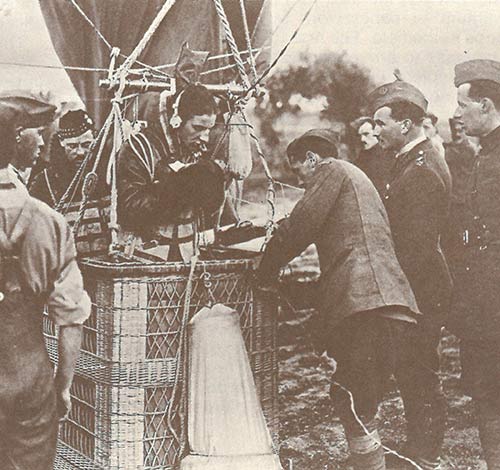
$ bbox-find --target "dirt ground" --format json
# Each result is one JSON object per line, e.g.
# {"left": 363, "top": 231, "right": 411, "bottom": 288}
{"left": 277, "top": 306, "right": 484, "bottom": 470}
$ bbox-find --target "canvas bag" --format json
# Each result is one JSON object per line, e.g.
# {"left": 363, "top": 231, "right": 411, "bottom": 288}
{"left": 181, "top": 303, "right": 281, "bottom": 470}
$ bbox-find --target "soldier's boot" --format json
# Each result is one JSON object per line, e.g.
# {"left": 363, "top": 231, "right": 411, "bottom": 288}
{"left": 404, "top": 396, "right": 446, "bottom": 468}
{"left": 347, "top": 429, "right": 386, "bottom": 470}
{"left": 478, "top": 414, "right": 500, "bottom": 469}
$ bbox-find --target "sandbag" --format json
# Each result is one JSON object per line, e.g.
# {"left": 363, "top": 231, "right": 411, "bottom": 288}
{"left": 181, "top": 303, "right": 281, "bottom": 470}
{"left": 226, "top": 111, "right": 253, "bottom": 179}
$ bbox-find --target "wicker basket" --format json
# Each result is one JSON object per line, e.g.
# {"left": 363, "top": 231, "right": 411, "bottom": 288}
{"left": 44, "top": 255, "right": 278, "bottom": 470}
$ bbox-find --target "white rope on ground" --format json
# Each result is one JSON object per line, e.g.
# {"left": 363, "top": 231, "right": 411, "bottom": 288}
{"left": 332, "top": 381, "right": 425, "bottom": 470}
{"left": 239, "top": 0, "right": 258, "bottom": 83}
{"left": 212, "top": 0, "right": 251, "bottom": 89}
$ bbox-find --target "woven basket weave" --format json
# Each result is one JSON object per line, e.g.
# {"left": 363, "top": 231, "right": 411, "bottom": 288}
{"left": 44, "top": 255, "right": 278, "bottom": 470}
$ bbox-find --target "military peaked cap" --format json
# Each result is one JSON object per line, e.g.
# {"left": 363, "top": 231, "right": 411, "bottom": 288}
{"left": 454, "top": 59, "right": 500, "bottom": 87}
{"left": 287, "top": 128, "right": 339, "bottom": 159}
{"left": 368, "top": 80, "right": 428, "bottom": 113}
{"left": 0, "top": 95, "right": 56, "bottom": 129}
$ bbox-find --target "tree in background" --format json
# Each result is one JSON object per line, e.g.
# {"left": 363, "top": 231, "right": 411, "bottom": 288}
{"left": 255, "top": 51, "right": 376, "bottom": 176}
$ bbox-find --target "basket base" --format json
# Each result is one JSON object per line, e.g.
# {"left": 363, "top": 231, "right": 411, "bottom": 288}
{"left": 180, "top": 454, "right": 282, "bottom": 470}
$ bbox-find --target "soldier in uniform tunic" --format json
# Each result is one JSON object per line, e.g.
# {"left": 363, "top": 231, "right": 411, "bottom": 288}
{"left": 0, "top": 101, "right": 90, "bottom": 470}
{"left": 449, "top": 59, "right": 500, "bottom": 468}
{"left": 257, "top": 129, "right": 424, "bottom": 470}
{"left": 369, "top": 81, "right": 452, "bottom": 470}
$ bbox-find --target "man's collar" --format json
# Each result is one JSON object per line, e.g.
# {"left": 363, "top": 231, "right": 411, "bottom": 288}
{"left": 0, "top": 166, "right": 28, "bottom": 195}
{"left": 479, "top": 125, "right": 500, "bottom": 154}
{"left": 396, "top": 133, "right": 426, "bottom": 159}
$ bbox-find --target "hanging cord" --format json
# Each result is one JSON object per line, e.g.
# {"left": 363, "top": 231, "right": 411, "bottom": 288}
{"left": 71, "top": 111, "right": 114, "bottom": 237}
{"left": 212, "top": 0, "right": 251, "bottom": 89}
{"left": 166, "top": 254, "right": 199, "bottom": 457}
{"left": 107, "top": 100, "right": 127, "bottom": 253}
{"left": 239, "top": 110, "right": 276, "bottom": 242}
{"left": 239, "top": 0, "right": 258, "bottom": 83}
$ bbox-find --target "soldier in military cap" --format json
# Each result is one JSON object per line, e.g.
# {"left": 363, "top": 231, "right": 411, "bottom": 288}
{"left": 369, "top": 80, "right": 453, "bottom": 469}
{"left": 0, "top": 100, "right": 90, "bottom": 469}
{"left": 30, "top": 109, "right": 96, "bottom": 207}
{"left": 450, "top": 58, "right": 500, "bottom": 468}
{"left": 257, "top": 128, "right": 424, "bottom": 470}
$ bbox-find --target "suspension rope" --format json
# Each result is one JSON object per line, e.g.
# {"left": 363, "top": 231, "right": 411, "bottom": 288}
{"left": 71, "top": 112, "right": 114, "bottom": 237}
{"left": 200, "top": 57, "right": 252, "bottom": 76}
{"left": 0, "top": 61, "right": 108, "bottom": 72}
{"left": 239, "top": 110, "right": 276, "bottom": 241}
{"left": 69, "top": 0, "right": 113, "bottom": 50}
{"left": 115, "top": 0, "right": 176, "bottom": 81}
{"left": 212, "top": 0, "right": 251, "bottom": 88}
{"left": 69, "top": 0, "right": 171, "bottom": 78}
{"left": 239, "top": 0, "right": 258, "bottom": 83}
{"left": 244, "top": 0, "right": 318, "bottom": 99}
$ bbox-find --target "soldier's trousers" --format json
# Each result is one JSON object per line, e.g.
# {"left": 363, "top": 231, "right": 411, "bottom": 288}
{"left": 397, "top": 320, "right": 446, "bottom": 463}
{"left": 0, "top": 291, "right": 59, "bottom": 470}
{"left": 328, "top": 310, "right": 446, "bottom": 464}
{"left": 461, "top": 339, "right": 500, "bottom": 468}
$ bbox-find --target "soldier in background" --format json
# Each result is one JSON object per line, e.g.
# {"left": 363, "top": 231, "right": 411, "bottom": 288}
{"left": 370, "top": 80, "right": 452, "bottom": 470}
{"left": 351, "top": 116, "right": 393, "bottom": 195}
{"left": 449, "top": 59, "right": 500, "bottom": 468}
{"left": 30, "top": 109, "right": 96, "bottom": 207}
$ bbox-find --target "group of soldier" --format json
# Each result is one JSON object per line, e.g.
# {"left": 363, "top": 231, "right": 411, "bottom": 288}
{"left": 257, "top": 59, "right": 500, "bottom": 469}
{"left": 0, "top": 55, "right": 500, "bottom": 470}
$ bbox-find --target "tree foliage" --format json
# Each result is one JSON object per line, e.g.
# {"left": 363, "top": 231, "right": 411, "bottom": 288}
{"left": 255, "top": 51, "right": 376, "bottom": 158}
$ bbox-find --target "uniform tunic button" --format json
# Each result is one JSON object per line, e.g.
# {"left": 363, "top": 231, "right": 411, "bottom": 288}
{"left": 466, "top": 266, "right": 470, "bottom": 271}
{"left": 474, "top": 216, "right": 480, "bottom": 220}
{"left": 0, "top": 292, "right": 3, "bottom": 302}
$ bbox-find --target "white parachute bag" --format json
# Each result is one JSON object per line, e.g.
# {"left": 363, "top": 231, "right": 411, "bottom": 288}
{"left": 180, "top": 303, "right": 281, "bottom": 470}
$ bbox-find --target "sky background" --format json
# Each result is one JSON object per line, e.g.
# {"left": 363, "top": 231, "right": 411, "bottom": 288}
{"left": 2, "top": 0, "right": 500, "bottom": 121}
